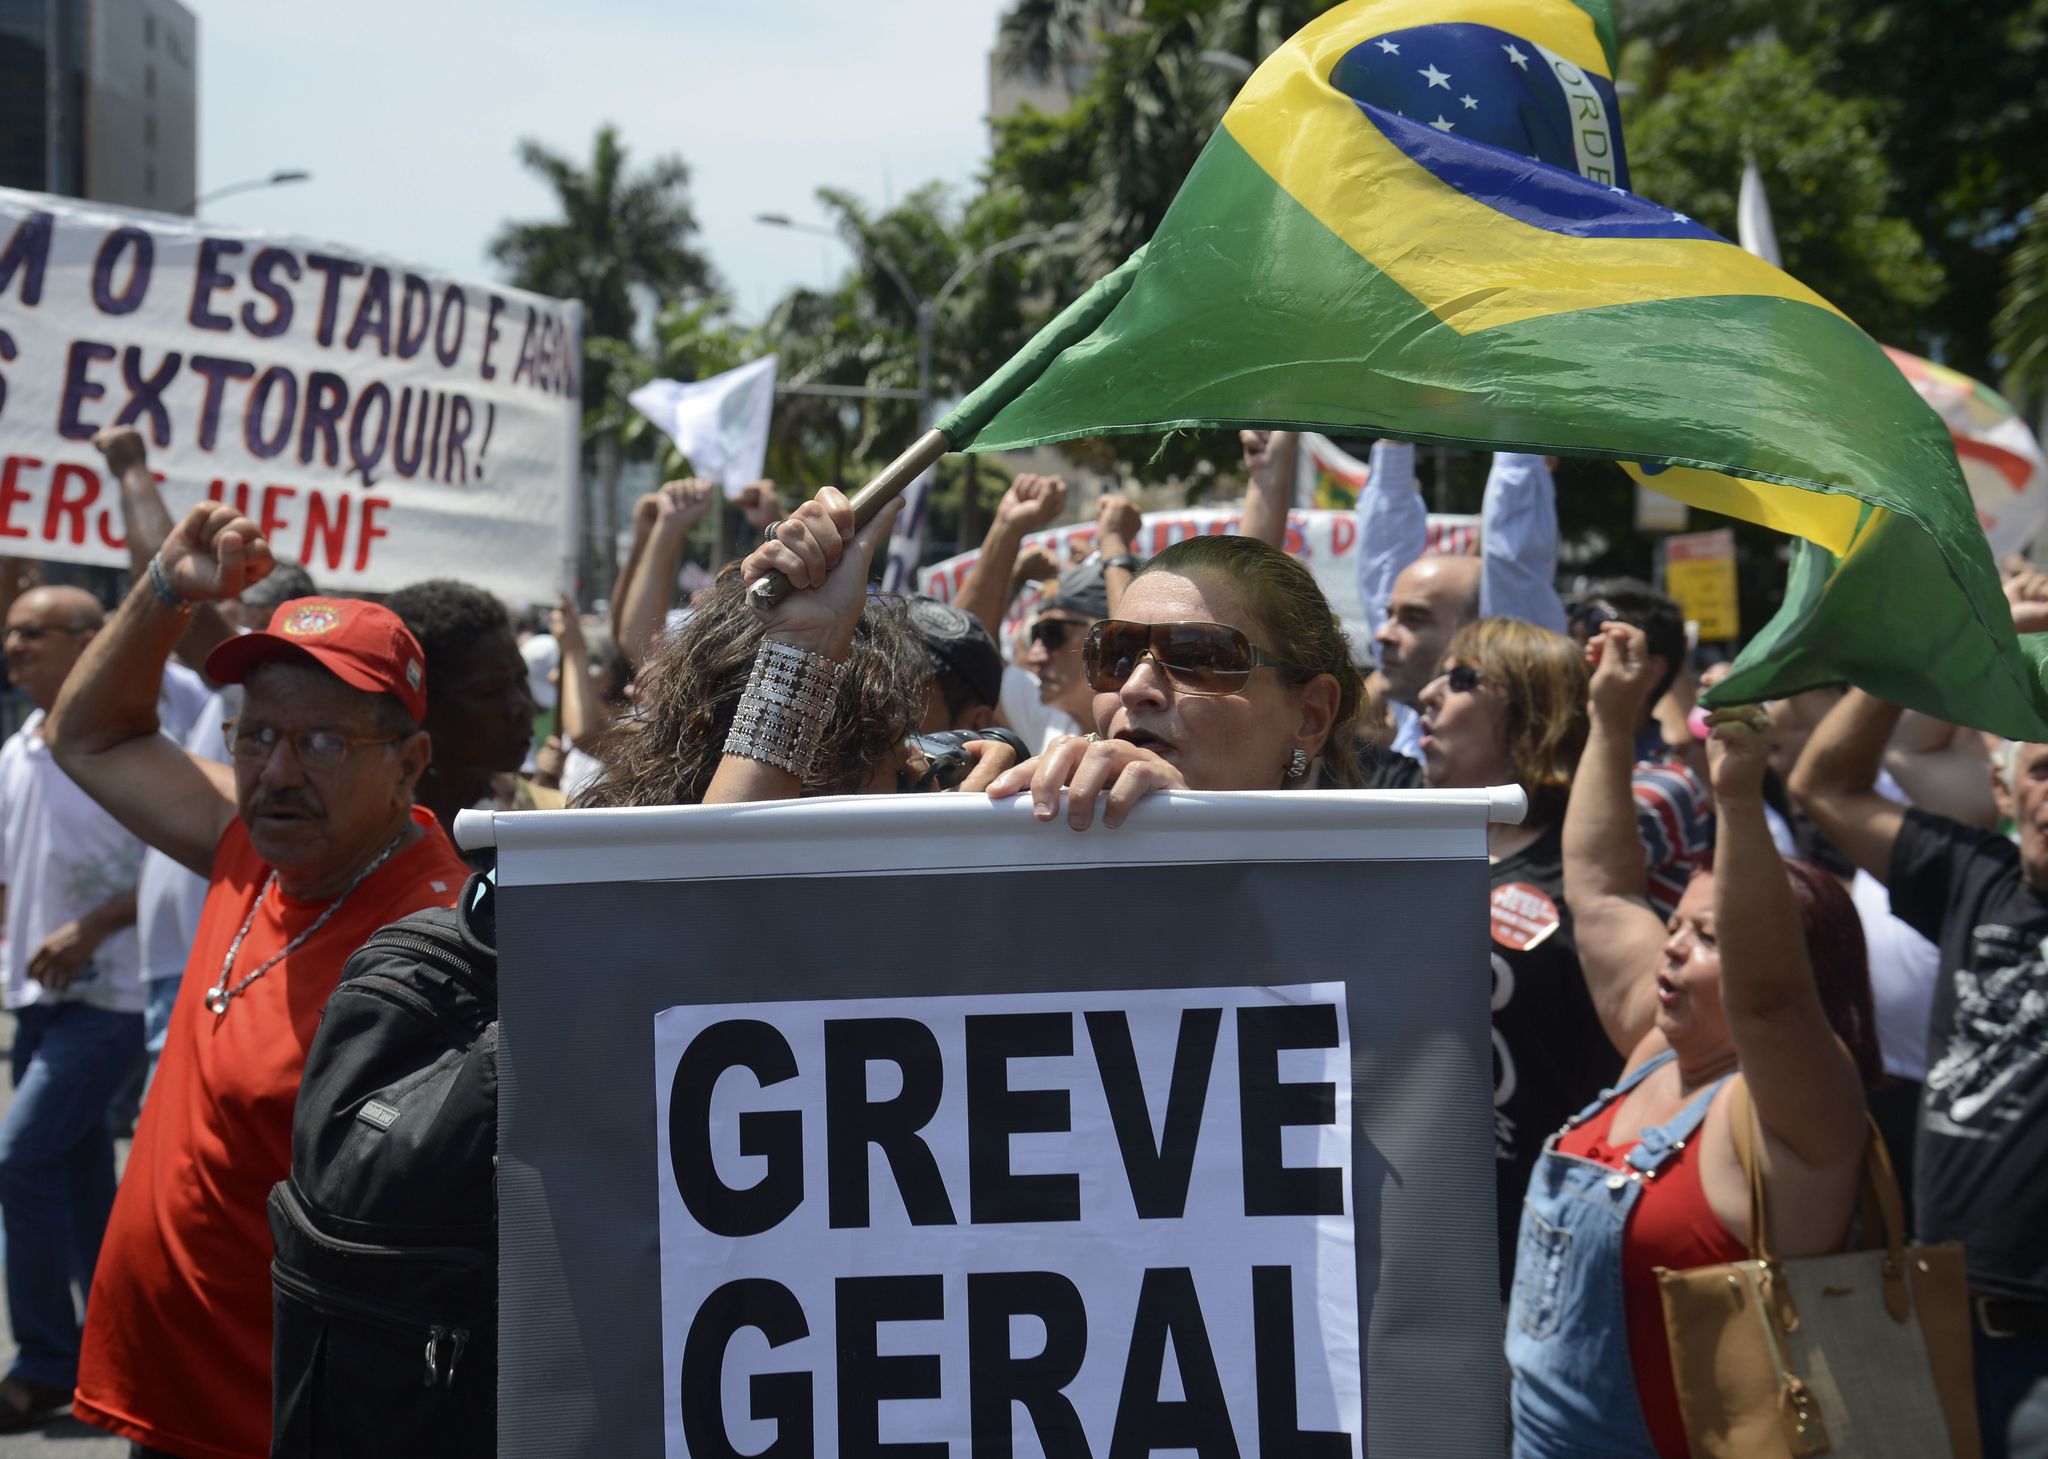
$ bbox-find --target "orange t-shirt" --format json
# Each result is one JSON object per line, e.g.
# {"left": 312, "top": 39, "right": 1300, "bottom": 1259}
{"left": 73, "top": 805, "right": 469, "bottom": 1459}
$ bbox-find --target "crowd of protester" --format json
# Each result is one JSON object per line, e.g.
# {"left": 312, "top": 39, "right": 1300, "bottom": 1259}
{"left": 0, "top": 421, "right": 2039, "bottom": 1457}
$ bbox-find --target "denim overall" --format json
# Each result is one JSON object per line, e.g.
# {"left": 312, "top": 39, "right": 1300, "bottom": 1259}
{"left": 1506, "top": 1050, "right": 1733, "bottom": 1459}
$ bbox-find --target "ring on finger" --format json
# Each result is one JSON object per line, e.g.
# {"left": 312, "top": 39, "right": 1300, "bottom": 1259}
{"left": 763, "top": 519, "right": 783, "bottom": 542}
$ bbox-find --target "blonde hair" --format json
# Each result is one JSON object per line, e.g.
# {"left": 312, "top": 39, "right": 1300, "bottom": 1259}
{"left": 1444, "top": 617, "right": 1588, "bottom": 825}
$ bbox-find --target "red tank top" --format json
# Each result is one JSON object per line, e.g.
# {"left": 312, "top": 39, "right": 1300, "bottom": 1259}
{"left": 1556, "top": 1093, "right": 1747, "bottom": 1459}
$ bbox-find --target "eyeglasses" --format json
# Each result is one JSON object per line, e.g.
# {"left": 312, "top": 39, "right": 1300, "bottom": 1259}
{"left": 223, "top": 720, "right": 405, "bottom": 771}
{"left": 1083, "top": 619, "right": 1305, "bottom": 696}
{"left": 1438, "top": 664, "right": 1485, "bottom": 694}
{"left": 1029, "top": 617, "right": 1085, "bottom": 653}
{"left": 2, "top": 623, "right": 91, "bottom": 645}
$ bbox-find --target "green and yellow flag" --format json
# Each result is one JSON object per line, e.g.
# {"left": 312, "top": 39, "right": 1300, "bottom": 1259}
{"left": 939, "top": 0, "right": 2048, "bottom": 739}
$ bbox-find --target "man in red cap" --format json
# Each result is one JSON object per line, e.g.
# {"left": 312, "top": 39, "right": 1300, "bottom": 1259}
{"left": 42, "top": 502, "right": 470, "bottom": 1459}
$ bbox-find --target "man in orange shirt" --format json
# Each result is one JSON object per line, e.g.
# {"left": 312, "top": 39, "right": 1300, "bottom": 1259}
{"left": 43, "top": 502, "right": 471, "bottom": 1459}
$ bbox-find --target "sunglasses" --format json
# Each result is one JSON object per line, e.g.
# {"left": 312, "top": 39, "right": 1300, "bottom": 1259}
{"left": 1567, "top": 601, "right": 1616, "bottom": 635}
{"left": 1029, "top": 617, "right": 1085, "bottom": 652}
{"left": 1439, "top": 664, "right": 1485, "bottom": 694}
{"left": 1083, "top": 619, "right": 1304, "bottom": 696}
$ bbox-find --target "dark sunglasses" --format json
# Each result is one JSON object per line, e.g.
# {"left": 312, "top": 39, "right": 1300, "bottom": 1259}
{"left": 1567, "top": 600, "right": 1616, "bottom": 635}
{"left": 1029, "top": 617, "right": 1084, "bottom": 652}
{"left": 1083, "top": 619, "right": 1304, "bottom": 696}
{"left": 1440, "top": 664, "right": 1485, "bottom": 694}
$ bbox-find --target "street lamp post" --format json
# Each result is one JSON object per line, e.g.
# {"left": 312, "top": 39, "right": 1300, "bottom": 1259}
{"left": 185, "top": 169, "right": 311, "bottom": 215}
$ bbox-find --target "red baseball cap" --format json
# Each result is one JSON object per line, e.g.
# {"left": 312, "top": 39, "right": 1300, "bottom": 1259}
{"left": 204, "top": 598, "right": 428, "bottom": 724}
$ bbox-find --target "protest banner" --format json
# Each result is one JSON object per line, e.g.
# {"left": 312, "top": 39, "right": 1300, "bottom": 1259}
{"left": 465, "top": 788, "right": 1515, "bottom": 1458}
{"left": 919, "top": 506, "right": 1478, "bottom": 652}
{"left": 0, "top": 188, "right": 581, "bottom": 601}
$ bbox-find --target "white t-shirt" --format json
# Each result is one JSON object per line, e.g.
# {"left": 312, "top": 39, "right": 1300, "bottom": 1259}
{"left": 999, "top": 664, "right": 1083, "bottom": 754}
{"left": 0, "top": 711, "right": 145, "bottom": 1013}
{"left": 157, "top": 661, "right": 214, "bottom": 742}
{"left": 136, "top": 686, "right": 235, "bottom": 986}
{"left": 1763, "top": 777, "right": 1938, "bottom": 1082}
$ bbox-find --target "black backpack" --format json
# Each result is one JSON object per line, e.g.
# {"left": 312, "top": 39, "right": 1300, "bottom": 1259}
{"left": 269, "top": 873, "right": 499, "bottom": 1458}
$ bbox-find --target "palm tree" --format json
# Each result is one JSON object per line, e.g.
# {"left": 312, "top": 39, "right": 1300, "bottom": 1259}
{"left": 489, "top": 124, "right": 717, "bottom": 400}
{"left": 490, "top": 124, "right": 716, "bottom": 590}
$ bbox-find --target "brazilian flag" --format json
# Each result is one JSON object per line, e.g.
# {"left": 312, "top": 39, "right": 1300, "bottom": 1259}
{"left": 939, "top": 0, "right": 2048, "bottom": 739}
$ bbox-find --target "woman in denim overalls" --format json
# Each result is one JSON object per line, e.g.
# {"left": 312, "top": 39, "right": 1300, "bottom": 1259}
{"left": 1508, "top": 630, "right": 1884, "bottom": 1457}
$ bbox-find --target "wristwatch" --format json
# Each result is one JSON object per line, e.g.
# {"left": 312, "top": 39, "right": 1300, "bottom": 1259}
{"left": 1102, "top": 553, "right": 1139, "bottom": 575}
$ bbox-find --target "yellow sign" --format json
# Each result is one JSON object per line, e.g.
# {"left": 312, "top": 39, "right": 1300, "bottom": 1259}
{"left": 1663, "top": 529, "right": 1739, "bottom": 641}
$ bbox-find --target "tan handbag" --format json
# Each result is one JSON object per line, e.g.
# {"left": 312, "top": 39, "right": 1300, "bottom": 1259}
{"left": 1654, "top": 1082, "right": 1981, "bottom": 1459}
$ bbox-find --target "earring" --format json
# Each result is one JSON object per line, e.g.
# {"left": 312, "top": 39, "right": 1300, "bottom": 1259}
{"left": 1286, "top": 748, "right": 1309, "bottom": 780}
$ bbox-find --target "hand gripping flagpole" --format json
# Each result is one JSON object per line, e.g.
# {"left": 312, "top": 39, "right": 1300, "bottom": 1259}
{"left": 745, "top": 428, "right": 952, "bottom": 612}
{"left": 744, "top": 249, "right": 1144, "bottom": 614}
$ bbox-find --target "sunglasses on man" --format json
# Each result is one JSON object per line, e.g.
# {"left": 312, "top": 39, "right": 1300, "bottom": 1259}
{"left": 1082, "top": 619, "right": 1305, "bottom": 696}
{"left": 1028, "top": 617, "right": 1086, "bottom": 653}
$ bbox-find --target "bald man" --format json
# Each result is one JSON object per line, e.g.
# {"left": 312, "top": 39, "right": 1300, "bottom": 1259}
{"left": 0, "top": 585, "right": 146, "bottom": 1430}
{"left": 1374, "top": 554, "right": 1482, "bottom": 709}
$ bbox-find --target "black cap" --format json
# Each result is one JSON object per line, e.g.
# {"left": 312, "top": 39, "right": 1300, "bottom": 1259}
{"left": 906, "top": 596, "right": 1004, "bottom": 710}
{"left": 1045, "top": 558, "right": 1109, "bottom": 620}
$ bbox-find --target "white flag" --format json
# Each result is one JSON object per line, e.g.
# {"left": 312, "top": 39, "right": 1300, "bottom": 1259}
{"left": 1736, "top": 156, "right": 1781, "bottom": 269}
{"left": 629, "top": 355, "right": 778, "bottom": 498}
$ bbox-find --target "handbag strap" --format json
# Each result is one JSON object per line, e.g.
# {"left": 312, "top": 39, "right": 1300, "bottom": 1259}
{"left": 1727, "top": 1078, "right": 1914, "bottom": 1323}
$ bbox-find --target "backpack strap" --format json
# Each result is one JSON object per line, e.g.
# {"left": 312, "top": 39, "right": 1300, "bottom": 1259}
{"left": 457, "top": 872, "right": 497, "bottom": 958}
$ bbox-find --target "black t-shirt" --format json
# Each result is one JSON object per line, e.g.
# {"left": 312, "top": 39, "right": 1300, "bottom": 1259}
{"left": 1889, "top": 808, "right": 2048, "bottom": 1300}
{"left": 1488, "top": 825, "right": 1624, "bottom": 1298}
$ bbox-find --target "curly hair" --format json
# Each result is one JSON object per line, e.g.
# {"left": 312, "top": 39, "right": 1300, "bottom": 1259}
{"left": 1137, "top": 535, "right": 1370, "bottom": 786}
{"left": 1443, "top": 617, "right": 1589, "bottom": 825}
{"left": 573, "top": 570, "right": 932, "bottom": 808}
{"left": 384, "top": 578, "right": 512, "bottom": 688}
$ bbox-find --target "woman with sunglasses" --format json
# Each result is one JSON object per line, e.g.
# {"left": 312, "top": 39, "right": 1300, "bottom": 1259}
{"left": 986, "top": 533, "right": 1365, "bottom": 826}
{"left": 1411, "top": 617, "right": 1626, "bottom": 1296}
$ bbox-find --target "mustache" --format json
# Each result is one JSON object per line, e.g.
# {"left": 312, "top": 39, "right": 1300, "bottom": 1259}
{"left": 248, "top": 790, "right": 322, "bottom": 818}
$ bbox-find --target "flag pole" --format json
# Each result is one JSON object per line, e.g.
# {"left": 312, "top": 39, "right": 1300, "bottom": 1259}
{"left": 746, "top": 428, "right": 951, "bottom": 609}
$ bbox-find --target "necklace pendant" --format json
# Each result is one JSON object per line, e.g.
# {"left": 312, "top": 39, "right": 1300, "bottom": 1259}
{"left": 205, "top": 986, "right": 232, "bottom": 1015}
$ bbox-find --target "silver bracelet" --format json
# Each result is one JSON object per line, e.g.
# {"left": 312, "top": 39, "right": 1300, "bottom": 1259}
{"left": 723, "top": 640, "right": 847, "bottom": 777}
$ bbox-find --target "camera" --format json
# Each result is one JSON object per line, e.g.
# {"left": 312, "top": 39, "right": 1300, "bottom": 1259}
{"left": 899, "top": 727, "right": 1032, "bottom": 792}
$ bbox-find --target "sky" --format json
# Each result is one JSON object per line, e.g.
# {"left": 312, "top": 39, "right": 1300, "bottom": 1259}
{"left": 193, "top": 0, "right": 1013, "bottom": 322}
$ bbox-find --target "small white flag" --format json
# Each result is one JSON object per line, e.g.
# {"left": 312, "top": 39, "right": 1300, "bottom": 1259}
{"left": 628, "top": 355, "right": 779, "bottom": 498}
{"left": 1736, "top": 157, "right": 1781, "bottom": 270}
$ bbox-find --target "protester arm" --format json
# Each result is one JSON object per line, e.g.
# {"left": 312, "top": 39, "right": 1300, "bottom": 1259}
{"left": 43, "top": 504, "right": 260, "bottom": 877}
{"left": 704, "top": 492, "right": 904, "bottom": 804}
{"left": 1708, "top": 715, "right": 1868, "bottom": 1186}
{"left": 1478, "top": 453, "right": 1569, "bottom": 632}
{"left": 1883, "top": 711, "right": 1998, "bottom": 829}
{"left": 1239, "top": 430, "right": 1295, "bottom": 547}
{"left": 1563, "top": 623, "right": 1667, "bottom": 1055}
{"left": 956, "top": 474, "right": 1067, "bottom": 637}
{"left": 608, "top": 493, "right": 663, "bottom": 647}
{"left": 27, "top": 885, "right": 137, "bottom": 994}
{"left": 1786, "top": 689, "right": 1907, "bottom": 883}
{"left": 1355, "top": 442, "right": 1424, "bottom": 653}
{"left": 617, "top": 479, "right": 713, "bottom": 669}
{"left": 93, "top": 426, "right": 241, "bottom": 671}
{"left": 1096, "top": 492, "right": 1142, "bottom": 617}
{"left": 553, "top": 594, "right": 608, "bottom": 746}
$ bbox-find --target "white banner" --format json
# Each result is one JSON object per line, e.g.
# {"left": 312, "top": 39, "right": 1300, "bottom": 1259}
{"left": 654, "top": 980, "right": 1359, "bottom": 1459}
{"left": 0, "top": 188, "right": 581, "bottom": 601}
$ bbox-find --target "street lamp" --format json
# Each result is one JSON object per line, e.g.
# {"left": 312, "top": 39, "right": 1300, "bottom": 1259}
{"left": 185, "top": 169, "right": 311, "bottom": 215}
